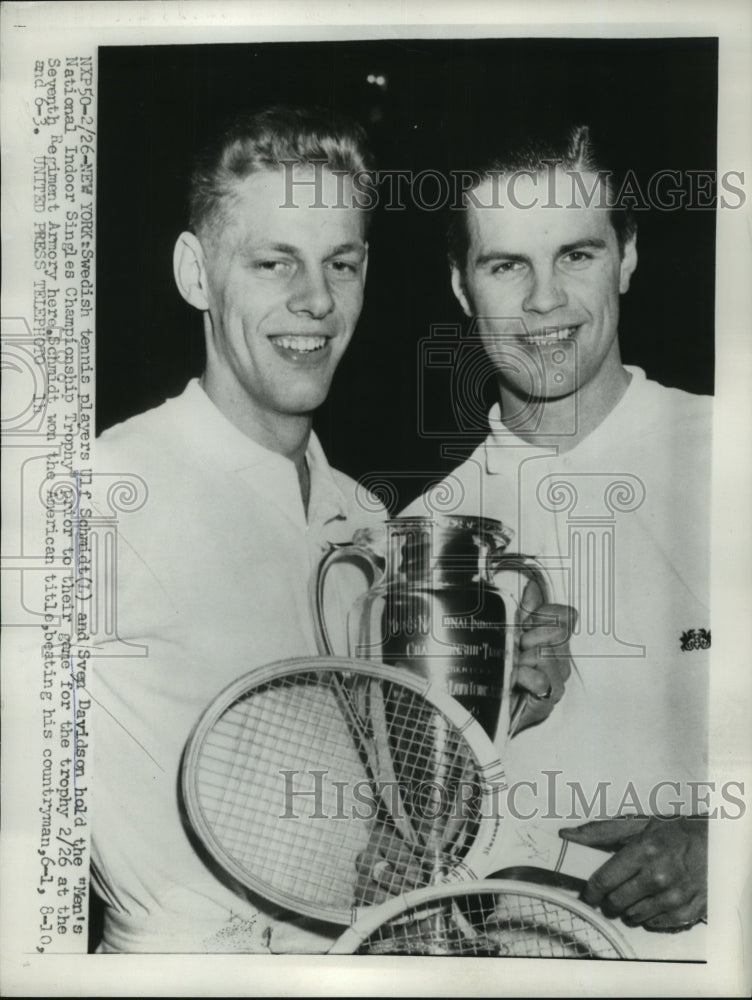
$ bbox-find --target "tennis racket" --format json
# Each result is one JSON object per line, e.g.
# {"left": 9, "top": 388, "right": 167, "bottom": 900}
{"left": 181, "top": 656, "right": 508, "bottom": 927}
{"left": 328, "top": 877, "right": 635, "bottom": 958}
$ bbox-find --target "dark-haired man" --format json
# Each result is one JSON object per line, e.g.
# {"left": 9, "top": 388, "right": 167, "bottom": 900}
{"left": 412, "top": 126, "right": 711, "bottom": 950}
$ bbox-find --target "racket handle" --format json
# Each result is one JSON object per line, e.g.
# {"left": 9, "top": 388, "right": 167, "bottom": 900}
{"left": 509, "top": 691, "right": 532, "bottom": 736}
{"left": 490, "top": 865, "right": 586, "bottom": 895}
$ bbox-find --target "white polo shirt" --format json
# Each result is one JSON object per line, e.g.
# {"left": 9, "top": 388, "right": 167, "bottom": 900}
{"left": 91, "top": 379, "right": 384, "bottom": 952}
{"left": 412, "top": 367, "right": 712, "bottom": 814}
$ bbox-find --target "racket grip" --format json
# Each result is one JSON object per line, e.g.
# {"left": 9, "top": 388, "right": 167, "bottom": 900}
{"left": 490, "top": 865, "right": 587, "bottom": 895}
{"left": 509, "top": 691, "right": 532, "bottom": 737}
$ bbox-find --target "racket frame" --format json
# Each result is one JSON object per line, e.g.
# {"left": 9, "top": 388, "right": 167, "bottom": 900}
{"left": 328, "top": 877, "right": 636, "bottom": 958}
{"left": 181, "top": 656, "right": 509, "bottom": 926}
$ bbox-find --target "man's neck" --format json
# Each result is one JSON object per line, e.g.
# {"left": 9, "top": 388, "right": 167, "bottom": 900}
{"left": 199, "top": 370, "right": 312, "bottom": 507}
{"left": 497, "top": 364, "right": 632, "bottom": 452}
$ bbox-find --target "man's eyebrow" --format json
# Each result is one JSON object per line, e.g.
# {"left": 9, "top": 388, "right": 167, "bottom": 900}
{"left": 559, "top": 238, "right": 608, "bottom": 254}
{"left": 474, "top": 250, "right": 529, "bottom": 267}
{"left": 474, "top": 238, "right": 608, "bottom": 267}
{"left": 250, "top": 242, "right": 300, "bottom": 255}
{"left": 240, "top": 241, "right": 366, "bottom": 257}
{"left": 327, "top": 242, "right": 367, "bottom": 257}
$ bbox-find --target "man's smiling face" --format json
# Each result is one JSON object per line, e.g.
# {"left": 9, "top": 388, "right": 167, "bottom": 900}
{"left": 200, "top": 165, "right": 368, "bottom": 426}
{"left": 452, "top": 168, "right": 637, "bottom": 406}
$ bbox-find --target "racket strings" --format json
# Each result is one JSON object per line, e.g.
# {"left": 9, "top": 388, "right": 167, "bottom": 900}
{"left": 357, "top": 890, "right": 626, "bottom": 958}
{"left": 377, "top": 683, "right": 482, "bottom": 836}
{"left": 190, "top": 668, "right": 490, "bottom": 918}
{"left": 197, "top": 674, "right": 369, "bottom": 907}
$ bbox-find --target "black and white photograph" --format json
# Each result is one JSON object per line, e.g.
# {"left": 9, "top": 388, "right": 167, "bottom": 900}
{"left": 1, "top": 1, "right": 751, "bottom": 996}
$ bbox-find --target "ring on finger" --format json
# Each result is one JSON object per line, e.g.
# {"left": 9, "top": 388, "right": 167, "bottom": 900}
{"left": 532, "top": 682, "right": 553, "bottom": 701}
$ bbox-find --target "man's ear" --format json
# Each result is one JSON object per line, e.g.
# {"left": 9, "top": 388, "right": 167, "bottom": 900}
{"left": 173, "top": 231, "right": 211, "bottom": 311}
{"left": 619, "top": 233, "right": 638, "bottom": 294}
{"left": 451, "top": 263, "right": 473, "bottom": 318}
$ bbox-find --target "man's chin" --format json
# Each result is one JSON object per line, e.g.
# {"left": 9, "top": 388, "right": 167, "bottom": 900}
{"left": 277, "top": 390, "right": 333, "bottom": 419}
{"left": 498, "top": 375, "right": 580, "bottom": 406}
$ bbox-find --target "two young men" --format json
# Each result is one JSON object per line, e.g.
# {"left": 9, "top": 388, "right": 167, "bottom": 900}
{"left": 91, "top": 107, "right": 570, "bottom": 953}
{"left": 92, "top": 108, "right": 709, "bottom": 952}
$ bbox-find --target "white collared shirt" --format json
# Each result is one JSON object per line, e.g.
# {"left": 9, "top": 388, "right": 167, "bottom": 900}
{"left": 409, "top": 367, "right": 712, "bottom": 830}
{"left": 406, "top": 368, "right": 712, "bottom": 959}
{"left": 91, "top": 380, "right": 384, "bottom": 952}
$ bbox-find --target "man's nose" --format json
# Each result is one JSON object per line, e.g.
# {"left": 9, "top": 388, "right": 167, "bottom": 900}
{"left": 522, "top": 268, "right": 567, "bottom": 313}
{"left": 287, "top": 266, "right": 335, "bottom": 319}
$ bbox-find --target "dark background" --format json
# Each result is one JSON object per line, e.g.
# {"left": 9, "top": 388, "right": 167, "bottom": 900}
{"left": 96, "top": 38, "right": 717, "bottom": 511}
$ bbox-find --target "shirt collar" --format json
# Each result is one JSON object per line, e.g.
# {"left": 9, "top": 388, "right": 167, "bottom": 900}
{"left": 174, "top": 379, "right": 348, "bottom": 522}
{"left": 483, "top": 366, "right": 646, "bottom": 474}
{"left": 484, "top": 401, "right": 539, "bottom": 474}
{"left": 172, "top": 379, "right": 280, "bottom": 471}
{"left": 306, "top": 430, "right": 349, "bottom": 524}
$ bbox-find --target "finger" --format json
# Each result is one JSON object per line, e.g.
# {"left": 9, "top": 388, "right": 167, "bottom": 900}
{"left": 516, "top": 648, "right": 572, "bottom": 686}
{"left": 520, "top": 603, "right": 577, "bottom": 636}
{"left": 578, "top": 838, "right": 656, "bottom": 906}
{"left": 515, "top": 663, "right": 558, "bottom": 700}
{"left": 559, "top": 816, "right": 651, "bottom": 851}
{"left": 372, "top": 846, "right": 425, "bottom": 884}
{"left": 353, "top": 852, "right": 387, "bottom": 905}
{"left": 375, "top": 837, "right": 415, "bottom": 869}
{"left": 641, "top": 899, "right": 706, "bottom": 932}
{"left": 519, "top": 624, "right": 570, "bottom": 649}
{"left": 623, "top": 890, "right": 705, "bottom": 930}
{"left": 551, "top": 653, "right": 572, "bottom": 683}
{"left": 519, "top": 578, "right": 545, "bottom": 615}
{"left": 600, "top": 873, "right": 655, "bottom": 916}
{"left": 355, "top": 831, "right": 411, "bottom": 874}
{"left": 354, "top": 849, "right": 425, "bottom": 897}
{"left": 520, "top": 608, "right": 562, "bottom": 633}
{"left": 364, "top": 823, "right": 418, "bottom": 865}
{"left": 372, "top": 858, "right": 419, "bottom": 892}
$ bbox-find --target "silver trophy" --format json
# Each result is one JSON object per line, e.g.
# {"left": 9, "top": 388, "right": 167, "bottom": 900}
{"left": 312, "top": 514, "right": 551, "bottom": 743}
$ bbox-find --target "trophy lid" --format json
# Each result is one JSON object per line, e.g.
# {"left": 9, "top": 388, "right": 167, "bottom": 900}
{"left": 388, "top": 514, "right": 514, "bottom": 551}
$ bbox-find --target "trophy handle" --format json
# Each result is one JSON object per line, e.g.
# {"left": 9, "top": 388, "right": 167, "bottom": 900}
{"left": 487, "top": 554, "right": 554, "bottom": 739}
{"left": 311, "top": 534, "right": 386, "bottom": 656}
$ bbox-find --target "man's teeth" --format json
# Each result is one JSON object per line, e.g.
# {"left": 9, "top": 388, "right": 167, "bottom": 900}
{"left": 523, "top": 326, "right": 577, "bottom": 344}
{"left": 272, "top": 335, "right": 328, "bottom": 352}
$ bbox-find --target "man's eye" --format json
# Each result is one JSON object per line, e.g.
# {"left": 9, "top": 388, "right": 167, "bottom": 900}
{"left": 562, "top": 251, "right": 592, "bottom": 265}
{"left": 253, "top": 260, "right": 291, "bottom": 273}
{"left": 491, "top": 261, "right": 523, "bottom": 275}
{"left": 328, "top": 259, "right": 360, "bottom": 276}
